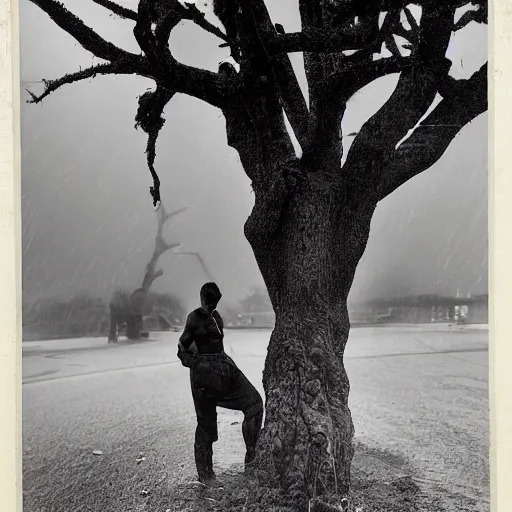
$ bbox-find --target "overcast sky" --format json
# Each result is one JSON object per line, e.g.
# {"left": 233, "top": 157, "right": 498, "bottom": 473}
{"left": 20, "top": 0, "right": 488, "bottom": 311}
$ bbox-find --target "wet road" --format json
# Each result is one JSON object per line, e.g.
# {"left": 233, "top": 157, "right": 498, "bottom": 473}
{"left": 22, "top": 326, "right": 489, "bottom": 512}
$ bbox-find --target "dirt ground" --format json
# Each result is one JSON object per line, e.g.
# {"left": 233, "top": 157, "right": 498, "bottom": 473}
{"left": 22, "top": 325, "right": 489, "bottom": 512}
{"left": 147, "top": 438, "right": 482, "bottom": 512}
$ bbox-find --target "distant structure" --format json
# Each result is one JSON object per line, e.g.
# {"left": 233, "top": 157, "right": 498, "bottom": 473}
{"left": 233, "top": 294, "right": 488, "bottom": 329}
{"left": 349, "top": 294, "right": 488, "bottom": 325}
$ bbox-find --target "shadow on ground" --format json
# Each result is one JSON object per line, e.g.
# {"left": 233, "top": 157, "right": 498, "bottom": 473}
{"left": 141, "top": 442, "right": 478, "bottom": 512}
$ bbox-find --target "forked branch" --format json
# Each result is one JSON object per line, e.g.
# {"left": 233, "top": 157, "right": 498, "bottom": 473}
{"left": 377, "top": 63, "right": 487, "bottom": 200}
{"left": 341, "top": 3, "right": 457, "bottom": 192}
{"left": 141, "top": 203, "right": 187, "bottom": 292}
{"left": 29, "top": 0, "right": 228, "bottom": 107}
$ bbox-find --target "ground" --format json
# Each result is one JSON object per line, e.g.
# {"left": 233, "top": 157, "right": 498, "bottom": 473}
{"left": 22, "top": 325, "right": 489, "bottom": 512}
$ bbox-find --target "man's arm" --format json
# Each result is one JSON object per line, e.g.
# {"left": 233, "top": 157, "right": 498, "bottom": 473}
{"left": 178, "top": 313, "right": 195, "bottom": 352}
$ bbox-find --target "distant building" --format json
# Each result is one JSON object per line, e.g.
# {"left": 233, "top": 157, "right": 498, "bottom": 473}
{"left": 350, "top": 294, "right": 488, "bottom": 325}
{"left": 232, "top": 294, "right": 488, "bottom": 329}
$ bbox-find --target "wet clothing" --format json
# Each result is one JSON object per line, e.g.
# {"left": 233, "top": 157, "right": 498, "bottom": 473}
{"left": 178, "top": 308, "right": 263, "bottom": 482}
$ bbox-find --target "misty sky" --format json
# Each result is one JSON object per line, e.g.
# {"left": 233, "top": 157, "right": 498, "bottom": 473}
{"left": 20, "top": 0, "right": 488, "bottom": 311}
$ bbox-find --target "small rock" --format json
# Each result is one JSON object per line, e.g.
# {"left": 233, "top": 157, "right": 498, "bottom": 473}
{"left": 92, "top": 450, "right": 103, "bottom": 456}
{"left": 140, "top": 490, "right": 150, "bottom": 497}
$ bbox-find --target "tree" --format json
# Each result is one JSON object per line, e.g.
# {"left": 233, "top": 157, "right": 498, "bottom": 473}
{"left": 108, "top": 203, "right": 185, "bottom": 341}
{"left": 27, "top": 0, "right": 487, "bottom": 509}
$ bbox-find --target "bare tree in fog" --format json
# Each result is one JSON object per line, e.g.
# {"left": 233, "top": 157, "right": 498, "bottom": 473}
{"left": 108, "top": 204, "right": 185, "bottom": 341}
{"left": 27, "top": 0, "right": 487, "bottom": 509}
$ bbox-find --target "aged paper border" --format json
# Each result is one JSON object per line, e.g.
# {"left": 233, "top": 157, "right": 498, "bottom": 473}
{"left": 489, "top": 1, "right": 510, "bottom": 511}
{"left": 0, "top": 0, "right": 507, "bottom": 511}
{"left": 0, "top": 0, "right": 22, "bottom": 511}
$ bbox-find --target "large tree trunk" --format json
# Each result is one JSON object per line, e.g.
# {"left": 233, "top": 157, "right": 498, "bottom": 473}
{"left": 247, "top": 171, "right": 376, "bottom": 506}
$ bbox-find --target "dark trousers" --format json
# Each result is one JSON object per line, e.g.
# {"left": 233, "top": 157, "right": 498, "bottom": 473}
{"left": 190, "top": 354, "right": 263, "bottom": 481}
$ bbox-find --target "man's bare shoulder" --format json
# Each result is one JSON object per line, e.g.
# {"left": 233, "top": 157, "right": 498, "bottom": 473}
{"left": 187, "top": 309, "right": 205, "bottom": 324}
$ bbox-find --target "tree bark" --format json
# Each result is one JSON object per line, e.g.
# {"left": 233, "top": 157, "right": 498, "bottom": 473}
{"left": 246, "top": 167, "right": 376, "bottom": 506}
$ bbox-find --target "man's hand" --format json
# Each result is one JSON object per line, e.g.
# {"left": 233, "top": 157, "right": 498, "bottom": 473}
{"left": 177, "top": 342, "right": 195, "bottom": 368}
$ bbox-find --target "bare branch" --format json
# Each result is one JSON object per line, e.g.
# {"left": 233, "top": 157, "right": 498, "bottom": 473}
{"left": 162, "top": 206, "right": 190, "bottom": 224}
{"left": 27, "top": 60, "right": 145, "bottom": 104}
{"left": 377, "top": 64, "right": 487, "bottom": 200}
{"left": 156, "top": 204, "right": 187, "bottom": 239}
{"left": 176, "top": 252, "right": 215, "bottom": 281}
{"left": 454, "top": 4, "right": 487, "bottom": 31}
{"left": 272, "top": 59, "right": 310, "bottom": 151}
{"left": 182, "top": 2, "right": 230, "bottom": 43}
{"left": 243, "top": 0, "right": 310, "bottom": 150}
{"left": 135, "top": 85, "right": 176, "bottom": 207}
{"left": 300, "top": 54, "right": 410, "bottom": 172}
{"left": 141, "top": 202, "right": 185, "bottom": 292}
{"left": 30, "top": 0, "right": 227, "bottom": 110}
{"left": 403, "top": 6, "right": 419, "bottom": 34}
{"left": 385, "top": 33, "right": 402, "bottom": 58}
{"left": 29, "top": 0, "right": 134, "bottom": 62}
{"left": 298, "top": 6, "right": 403, "bottom": 171}
{"left": 133, "top": 0, "right": 228, "bottom": 108}
{"left": 142, "top": 265, "right": 163, "bottom": 291}
{"left": 108, "top": 0, "right": 229, "bottom": 42}
{"left": 213, "top": 0, "right": 240, "bottom": 60}
{"left": 91, "top": 0, "right": 138, "bottom": 21}
{"left": 151, "top": 268, "right": 164, "bottom": 280}
{"left": 156, "top": 237, "right": 181, "bottom": 253}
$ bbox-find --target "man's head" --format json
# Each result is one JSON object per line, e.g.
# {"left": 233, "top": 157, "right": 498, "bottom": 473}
{"left": 200, "top": 282, "right": 222, "bottom": 312}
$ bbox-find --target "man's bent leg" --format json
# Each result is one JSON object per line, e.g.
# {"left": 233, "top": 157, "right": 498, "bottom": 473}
{"left": 242, "top": 396, "right": 264, "bottom": 465}
{"left": 217, "top": 367, "right": 264, "bottom": 468}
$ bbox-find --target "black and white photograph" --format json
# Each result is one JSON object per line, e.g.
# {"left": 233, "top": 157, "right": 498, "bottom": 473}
{"left": 20, "top": 1, "right": 488, "bottom": 511}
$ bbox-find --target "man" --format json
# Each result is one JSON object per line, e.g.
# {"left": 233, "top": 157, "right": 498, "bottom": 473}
{"left": 178, "top": 282, "right": 264, "bottom": 486}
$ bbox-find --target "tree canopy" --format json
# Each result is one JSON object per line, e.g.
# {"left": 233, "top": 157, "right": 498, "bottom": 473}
{"left": 28, "top": 0, "right": 487, "bottom": 210}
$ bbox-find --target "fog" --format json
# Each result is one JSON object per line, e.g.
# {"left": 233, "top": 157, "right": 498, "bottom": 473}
{"left": 20, "top": 0, "right": 488, "bottom": 311}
